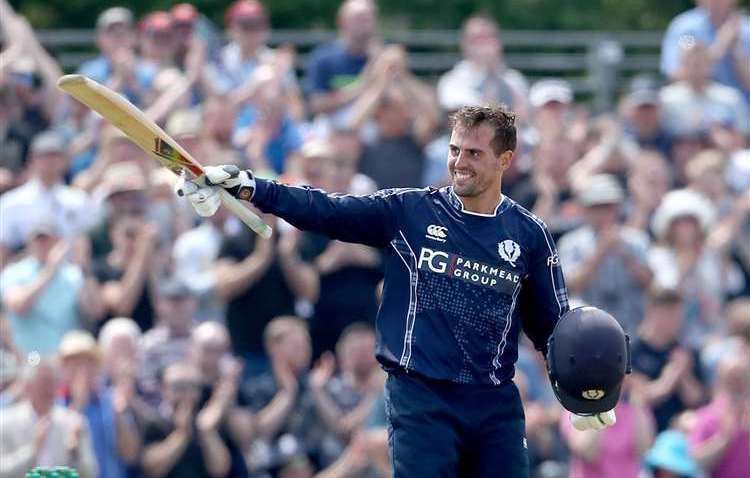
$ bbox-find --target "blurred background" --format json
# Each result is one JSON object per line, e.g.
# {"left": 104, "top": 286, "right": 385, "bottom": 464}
{"left": 0, "top": 1, "right": 749, "bottom": 478}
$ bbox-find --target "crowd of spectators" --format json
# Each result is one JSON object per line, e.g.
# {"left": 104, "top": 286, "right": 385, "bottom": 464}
{"left": 0, "top": 0, "right": 748, "bottom": 477}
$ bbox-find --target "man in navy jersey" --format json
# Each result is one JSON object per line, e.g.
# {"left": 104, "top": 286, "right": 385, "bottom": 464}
{"left": 177, "top": 105, "right": 615, "bottom": 477}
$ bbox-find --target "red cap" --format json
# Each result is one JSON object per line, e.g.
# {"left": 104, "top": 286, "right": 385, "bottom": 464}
{"left": 225, "top": 0, "right": 267, "bottom": 26}
{"left": 171, "top": 3, "right": 199, "bottom": 25}
{"left": 140, "top": 11, "right": 173, "bottom": 33}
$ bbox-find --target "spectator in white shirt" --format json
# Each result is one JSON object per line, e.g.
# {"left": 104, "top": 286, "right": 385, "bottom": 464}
{"left": 437, "top": 13, "right": 528, "bottom": 116}
{"left": 660, "top": 41, "right": 750, "bottom": 138}
{"left": 0, "top": 131, "right": 93, "bottom": 263}
{"left": 0, "top": 359, "right": 98, "bottom": 478}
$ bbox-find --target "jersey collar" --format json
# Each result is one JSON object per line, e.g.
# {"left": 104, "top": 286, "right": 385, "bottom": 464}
{"left": 447, "top": 187, "right": 509, "bottom": 217}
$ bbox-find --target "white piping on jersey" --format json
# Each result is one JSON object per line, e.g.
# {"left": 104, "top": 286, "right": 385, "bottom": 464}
{"left": 517, "top": 208, "right": 565, "bottom": 319}
{"left": 490, "top": 281, "right": 522, "bottom": 385}
{"left": 389, "top": 230, "right": 419, "bottom": 370}
{"left": 449, "top": 188, "right": 505, "bottom": 217}
{"left": 285, "top": 183, "right": 428, "bottom": 198}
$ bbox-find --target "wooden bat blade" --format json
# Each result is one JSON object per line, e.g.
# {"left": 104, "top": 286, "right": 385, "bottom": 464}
{"left": 56, "top": 74, "right": 272, "bottom": 238}
{"left": 57, "top": 74, "right": 203, "bottom": 177}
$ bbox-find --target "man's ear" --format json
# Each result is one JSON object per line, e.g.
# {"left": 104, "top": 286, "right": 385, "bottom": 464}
{"left": 499, "top": 150, "right": 513, "bottom": 171}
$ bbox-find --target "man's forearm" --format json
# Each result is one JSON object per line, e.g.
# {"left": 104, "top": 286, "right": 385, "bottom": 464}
{"left": 197, "top": 430, "right": 231, "bottom": 478}
{"left": 3, "top": 266, "right": 57, "bottom": 315}
{"left": 105, "top": 246, "right": 152, "bottom": 317}
{"left": 692, "top": 431, "right": 733, "bottom": 471}
{"left": 78, "top": 277, "right": 104, "bottom": 325}
{"left": 142, "top": 429, "right": 191, "bottom": 478}
{"left": 115, "top": 410, "right": 141, "bottom": 464}
{"left": 279, "top": 253, "right": 320, "bottom": 302}
{"left": 310, "top": 386, "right": 345, "bottom": 434}
{"left": 213, "top": 240, "right": 273, "bottom": 301}
{"left": 256, "top": 389, "right": 296, "bottom": 439}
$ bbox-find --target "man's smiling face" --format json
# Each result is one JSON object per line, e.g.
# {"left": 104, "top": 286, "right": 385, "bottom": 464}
{"left": 448, "top": 123, "right": 507, "bottom": 199}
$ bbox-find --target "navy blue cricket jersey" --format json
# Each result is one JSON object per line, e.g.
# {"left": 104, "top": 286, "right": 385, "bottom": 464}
{"left": 251, "top": 179, "right": 570, "bottom": 386}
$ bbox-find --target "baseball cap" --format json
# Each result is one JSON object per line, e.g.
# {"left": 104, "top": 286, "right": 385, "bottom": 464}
{"left": 171, "top": 3, "right": 199, "bottom": 25}
{"left": 158, "top": 279, "right": 193, "bottom": 299}
{"left": 626, "top": 74, "right": 660, "bottom": 107}
{"left": 529, "top": 79, "right": 572, "bottom": 108}
{"left": 225, "top": 0, "right": 267, "bottom": 26}
{"left": 140, "top": 11, "right": 173, "bottom": 34}
{"left": 576, "top": 174, "right": 624, "bottom": 207}
{"left": 30, "top": 131, "right": 67, "bottom": 156}
{"left": 96, "top": 7, "right": 134, "bottom": 31}
{"left": 166, "top": 109, "right": 202, "bottom": 138}
{"left": 547, "top": 307, "right": 631, "bottom": 415}
{"left": 58, "top": 330, "right": 100, "bottom": 361}
{"left": 100, "top": 161, "right": 148, "bottom": 198}
{"left": 300, "top": 139, "right": 335, "bottom": 159}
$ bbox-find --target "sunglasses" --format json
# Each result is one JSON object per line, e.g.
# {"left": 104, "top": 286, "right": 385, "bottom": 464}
{"left": 168, "top": 380, "right": 201, "bottom": 391}
{"left": 236, "top": 19, "right": 266, "bottom": 31}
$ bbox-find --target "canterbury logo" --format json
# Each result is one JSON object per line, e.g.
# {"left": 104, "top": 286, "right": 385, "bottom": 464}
{"left": 426, "top": 225, "right": 448, "bottom": 241}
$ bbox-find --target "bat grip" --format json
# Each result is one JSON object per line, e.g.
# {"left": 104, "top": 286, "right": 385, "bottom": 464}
{"left": 218, "top": 189, "right": 273, "bottom": 238}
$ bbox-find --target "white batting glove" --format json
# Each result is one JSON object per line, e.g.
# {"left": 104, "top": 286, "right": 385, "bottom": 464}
{"left": 203, "top": 165, "right": 256, "bottom": 201}
{"left": 174, "top": 176, "right": 221, "bottom": 217}
{"left": 570, "top": 409, "right": 617, "bottom": 431}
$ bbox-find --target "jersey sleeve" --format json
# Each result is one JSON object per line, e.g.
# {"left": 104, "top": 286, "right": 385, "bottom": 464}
{"left": 519, "top": 220, "right": 570, "bottom": 355}
{"left": 251, "top": 178, "right": 399, "bottom": 248}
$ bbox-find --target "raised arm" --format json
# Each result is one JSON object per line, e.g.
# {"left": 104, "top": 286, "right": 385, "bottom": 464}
{"left": 250, "top": 179, "right": 399, "bottom": 248}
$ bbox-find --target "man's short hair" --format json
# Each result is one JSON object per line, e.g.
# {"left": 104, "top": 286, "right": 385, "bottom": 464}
{"left": 461, "top": 12, "right": 498, "bottom": 35}
{"left": 449, "top": 105, "right": 517, "bottom": 156}
{"left": 263, "top": 315, "right": 308, "bottom": 349}
{"left": 98, "top": 317, "right": 142, "bottom": 350}
{"left": 336, "top": 322, "right": 375, "bottom": 355}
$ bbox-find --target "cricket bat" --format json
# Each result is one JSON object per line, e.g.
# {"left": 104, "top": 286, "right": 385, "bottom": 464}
{"left": 56, "top": 74, "right": 272, "bottom": 239}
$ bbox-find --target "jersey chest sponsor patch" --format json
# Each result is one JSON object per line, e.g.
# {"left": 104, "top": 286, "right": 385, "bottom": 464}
{"left": 417, "top": 247, "right": 520, "bottom": 294}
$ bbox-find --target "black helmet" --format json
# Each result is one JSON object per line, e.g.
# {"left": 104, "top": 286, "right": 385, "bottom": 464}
{"left": 546, "top": 306, "right": 631, "bottom": 414}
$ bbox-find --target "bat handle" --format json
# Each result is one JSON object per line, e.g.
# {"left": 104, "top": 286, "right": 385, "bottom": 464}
{"left": 218, "top": 189, "right": 273, "bottom": 238}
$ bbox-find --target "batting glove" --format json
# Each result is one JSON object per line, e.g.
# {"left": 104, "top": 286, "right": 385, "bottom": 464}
{"left": 174, "top": 176, "right": 222, "bottom": 217}
{"left": 203, "top": 165, "right": 256, "bottom": 201}
{"left": 570, "top": 409, "right": 617, "bottom": 431}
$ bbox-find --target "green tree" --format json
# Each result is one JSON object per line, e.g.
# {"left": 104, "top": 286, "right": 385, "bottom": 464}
{"left": 10, "top": 0, "right": 749, "bottom": 30}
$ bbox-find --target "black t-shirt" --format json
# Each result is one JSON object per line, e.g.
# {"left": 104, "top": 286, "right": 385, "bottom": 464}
{"left": 297, "top": 232, "right": 382, "bottom": 357}
{"left": 142, "top": 416, "right": 211, "bottom": 478}
{"left": 360, "top": 134, "right": 426, "bottom": 189}
{"left": 243, "top": 373, "right": 336, "bottom": 470}
{"left": 630, "top": 338, "right": 704, "bottom": 431}
{"left": 199, "top": 384, "right": 250, "bottom": 478}
{"left": 218, "top": 230, "right": 296, "bottom": 357}
{"left": 93, "top": 258, "right": 155, "bottom": 332}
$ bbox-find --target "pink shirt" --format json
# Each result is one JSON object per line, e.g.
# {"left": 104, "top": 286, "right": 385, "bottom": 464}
{"left": 561, "top": 403, "right": 647, "bottom": 478}
{"left": 689, "top": 398, "right": 750, "bottom": 478}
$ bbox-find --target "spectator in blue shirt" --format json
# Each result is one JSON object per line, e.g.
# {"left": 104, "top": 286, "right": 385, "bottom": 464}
{"left": 58, "top": 330, "right": 141, "bottom": 478}
{"left": 77, "top": 7, "right": 157, "bottom": 106}
{"left": 661, "top": 0, "right": 750, "bottom": 103}
{"left": 305, "top": 0, "right": 380, "bottom": 116}
{"left": 233, "top": 79, "right": 303, "bottom": 175}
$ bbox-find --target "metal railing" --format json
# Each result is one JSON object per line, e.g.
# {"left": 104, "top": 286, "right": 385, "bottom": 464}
{"left": 37, "top": 28, "right": 664, "bottom": 108}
